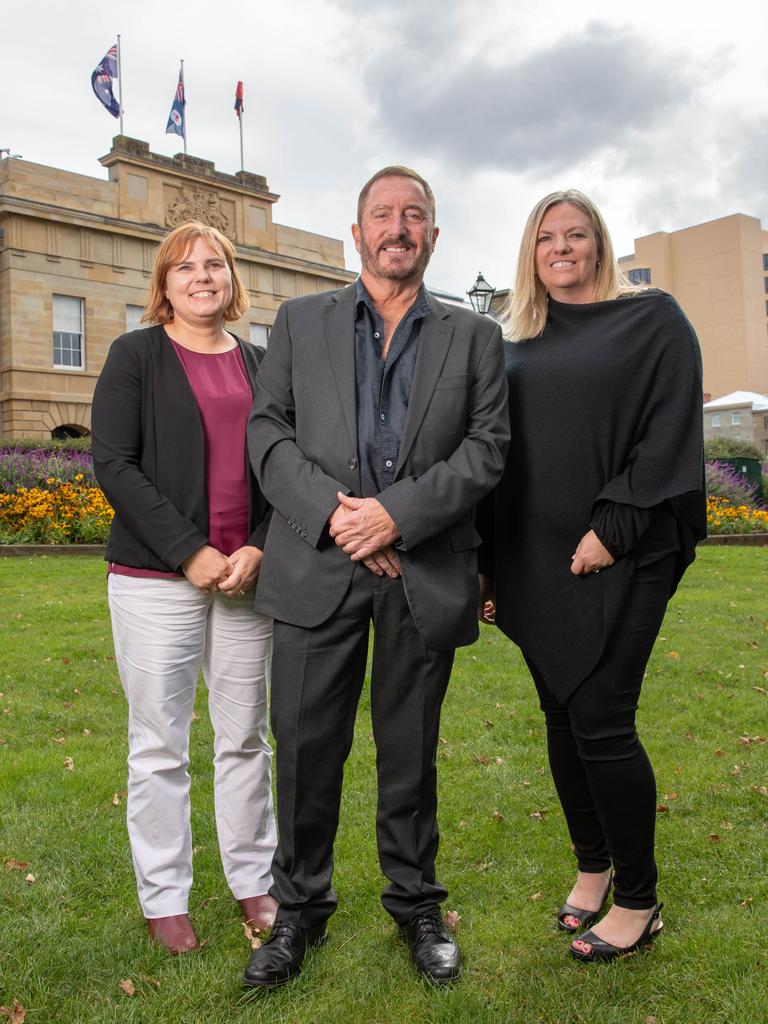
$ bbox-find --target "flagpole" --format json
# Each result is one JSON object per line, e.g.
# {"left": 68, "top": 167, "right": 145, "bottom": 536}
{"left": 239, "top": 108, "right": 244, "bottom": 172}
{"left": 180, "top": 59, "right": 187, "bottom": 154}
{"left": 116, "top": 34, "right": 124, "bottom": 135}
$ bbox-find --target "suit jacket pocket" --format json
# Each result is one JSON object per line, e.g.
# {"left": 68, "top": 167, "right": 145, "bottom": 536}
{"left": 434, "top": 373, "right": 469, "bottom": 391}
{"left": 447, "top": 521, "right": 482, "bottom": 552}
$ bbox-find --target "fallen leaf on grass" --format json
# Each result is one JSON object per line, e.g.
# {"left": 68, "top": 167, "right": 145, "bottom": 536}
{"left": 191, "top": 711, "right": 200, "bottom": 722}
{"left": 444, "top": 910, "right": 460, "bottom": 933}
{"left": 730, "top": 765, "right": 743, "bottom": 776}
{"left": 82, "top": 728, "right": 92, "bottom": 737}
{"left": 739, "top": 735, "right": 766, "bottom": 746}
{"left": 529, "top": 891, "right": 543, "bottom": 902}
{"left": 25, "top": 874, "right": 35, "bottom": 885}
{"left": 491, "top": 810, "right": 504, "bottom": 823}
{"left": 63, "top": 757, "right": 74, "bottom": 771}
{"left": 73, "top": 688, "right": 81, "bottom": 695}
{"left": 752, "top": 785, "right": 768, "bottom": 797}
{"left": 0, "top": 998, "right": 26, "bottom": 1023}
{"left": 721, "top": 822, "right": 734, "bottom": 830}
{"left": 118, "top": 979, "right": 136, "bottom": 997}
{"left": 753, "top": 687, "right": 766, "bottom": 694}
{"left": 530, "top": 810, "right": 547, "bottom": 821}
{"left": 709, "top": 834, "right": 720, "bottom": 843}
{"left": 713, "top": 749, "right": 724, "bottom": 758}
{"left": 3, "top": 708, "right": 11, "bottom": 716}
{"left": 666, "top": 651, "right": 680, "bottom": 659}
{"left": 473, "top": 754, "right": 491, "bottom": 766}
{"left": 143, "top": 976, "right": 161, "bottom": 989}
{"left": 483, "top": 719, "right": 494, "bottom": 729}
{"left": 111, "top": 790, "right": 128, "bottom": 806}
{"left": 495, "top": 757, "right": 505, "bottom": 765}
{"left": 644, "top": 1017, "right": 658, "bottom": 1024}
{"left": 5, "top": 860, "right": 29, "bottom": 872}
{"left": 0, "top": 739, "right": 6, "bottom": 746}
{"left": 242, "top": 922, "right": 263, "bottom": 950}
{"left": 474, "top": 862, "right": 490, "bottom": 873}
{"left": 663, "top": 792, "right": 678, "bottom": 801}
{"left": 656, "top": 805, "right": 669, "bottom": 814}
{"left": 740, "top": 897, "right": 753, "bottom": 908}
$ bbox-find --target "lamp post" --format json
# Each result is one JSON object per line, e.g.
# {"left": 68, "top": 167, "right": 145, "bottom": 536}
{"left": 467, "top": 271, "right": 495, "bottom": 315}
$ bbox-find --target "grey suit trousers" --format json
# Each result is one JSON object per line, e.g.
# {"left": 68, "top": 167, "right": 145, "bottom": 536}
{"left": 268, "top": 565, "right": 454, "bottom": 926}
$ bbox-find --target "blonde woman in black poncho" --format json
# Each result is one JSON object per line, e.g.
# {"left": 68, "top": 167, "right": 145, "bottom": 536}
{"left": 477, "top": 190, "right": 706, "bottom": 962}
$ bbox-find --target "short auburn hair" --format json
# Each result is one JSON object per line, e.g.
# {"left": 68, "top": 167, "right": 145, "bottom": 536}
{"left": 142, "top": 221, "right": 249, "bottom": 325}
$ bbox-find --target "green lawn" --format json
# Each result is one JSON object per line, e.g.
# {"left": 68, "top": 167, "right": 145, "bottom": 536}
{"left": 1, "top": 548, "right": 766, "bottom": 1024}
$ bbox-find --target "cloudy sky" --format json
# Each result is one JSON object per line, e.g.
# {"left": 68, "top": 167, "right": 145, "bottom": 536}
{"left": 2, "top": 0, "right": 766, "bottom": 297}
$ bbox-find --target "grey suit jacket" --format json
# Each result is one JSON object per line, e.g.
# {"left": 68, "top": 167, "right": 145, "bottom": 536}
{"left": 247, "top": 283, "right": 509, "bottom": 650}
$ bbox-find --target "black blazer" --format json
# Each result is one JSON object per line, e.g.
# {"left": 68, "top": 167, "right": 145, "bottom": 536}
{"left": 92, "top": 325, "right": 270, "bottom": 572}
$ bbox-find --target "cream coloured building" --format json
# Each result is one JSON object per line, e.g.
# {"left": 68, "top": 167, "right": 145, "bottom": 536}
{"left": 0, "top": 137, "right": 354, "bottom": 439}
{"left": 619, "top": 214, "right": 768, "bottom": 401}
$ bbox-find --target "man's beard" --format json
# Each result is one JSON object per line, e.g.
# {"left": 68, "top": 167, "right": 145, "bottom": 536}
{"left": 359, "top": 231, "right": 432, "bottom": 282}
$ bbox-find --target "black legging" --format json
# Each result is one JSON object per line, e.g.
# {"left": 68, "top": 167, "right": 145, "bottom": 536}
{"left": 524, "top": 554, "right": 676, "bottom": 910}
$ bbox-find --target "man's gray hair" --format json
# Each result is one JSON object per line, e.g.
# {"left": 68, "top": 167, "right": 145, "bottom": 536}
{"left": 356, "top": 166, "right": 436, "bottom": 225}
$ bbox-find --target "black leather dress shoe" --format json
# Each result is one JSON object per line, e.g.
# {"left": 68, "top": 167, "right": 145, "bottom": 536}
{"left": 243, "top": 920, "right": 328, "bottom": 988}
{"left": 403, "top": 909, "right": 461, "bottom": 984}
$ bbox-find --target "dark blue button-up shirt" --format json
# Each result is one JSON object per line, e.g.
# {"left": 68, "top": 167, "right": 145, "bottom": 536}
{"left": 354, "top": 278, "right": 431, "bottom": 497}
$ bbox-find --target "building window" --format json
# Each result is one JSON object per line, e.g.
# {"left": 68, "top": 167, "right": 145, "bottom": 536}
{"left": 53, "top": 295, "right": 84, "bottom": 369}
{"left": 763, "top": 253, "right": 768, "bottom": 271}
{"left": 126, "top": 304, "right": 144, "bottom": 332}
{"left": 764, "top": 277, "right": 768, "bottom": 293}
{"left": 711, "top": 414, "right": 721, "bottom": 427}
{"left": 627, "top": 267, "right": 651, "bottom": 286}
{"left": 731, "top": 411, "right": 741, "bottom": 426}
{"left": 250, "top": 323, "right": 270, "bottom": 346}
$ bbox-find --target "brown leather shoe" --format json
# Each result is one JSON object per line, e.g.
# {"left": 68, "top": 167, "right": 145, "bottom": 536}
{"left": 239, "top": 894, "right": 278, "bottom": 932}
{"left": 146, "top": 914, "right": 199, "bottom": 954}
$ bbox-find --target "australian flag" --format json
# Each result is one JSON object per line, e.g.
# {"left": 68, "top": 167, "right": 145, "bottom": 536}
{"left": 166, "top": 68, "right": 186, "bottom": 138}
{"left": 91, "top": 44, "right": 120, "bottom": 119}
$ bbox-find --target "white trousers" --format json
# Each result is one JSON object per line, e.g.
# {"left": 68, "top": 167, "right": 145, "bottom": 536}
{"left": 108, "top": 574, "right": 276, "bottom": 918}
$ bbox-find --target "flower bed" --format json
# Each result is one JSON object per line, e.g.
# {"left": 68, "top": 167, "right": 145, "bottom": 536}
{"left": 0, "top": 482, "right": 113, "bottom": 544}
{"left": 0, "top": 444, "right": 112, "bottom": 543}
{"left": 706, "top": 495, "right": 768, "bottom": 535}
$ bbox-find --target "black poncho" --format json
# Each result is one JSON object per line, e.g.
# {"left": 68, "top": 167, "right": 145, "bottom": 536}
{"left": 479, "top": 290, "right": 706, "bottom": 700}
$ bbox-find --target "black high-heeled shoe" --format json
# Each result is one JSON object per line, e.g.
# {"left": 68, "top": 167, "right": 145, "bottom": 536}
{"left": 569, "top": 903, "right": 664, "bottom": 962}
{"left": 557, "top": 872, "right": 613, "bottom": 934}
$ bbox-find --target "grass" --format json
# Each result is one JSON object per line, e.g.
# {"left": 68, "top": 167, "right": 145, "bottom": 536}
{"left": 1, "top": 548, "right": 766, "bottom": 1024}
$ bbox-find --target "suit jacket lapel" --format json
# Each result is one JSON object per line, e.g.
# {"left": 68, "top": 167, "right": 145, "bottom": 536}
{"left": 323, "top": 285, "right": 358, "bottom": 452}
{"left": 396, "top": 299, "right": 454, "bottom": 473}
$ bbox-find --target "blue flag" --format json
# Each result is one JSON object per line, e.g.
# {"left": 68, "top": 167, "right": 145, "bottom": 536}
{"left": 166, "top": 67, "right": 186, "bottom": 138}
{"left": 91, "top": 44, "right": 120, "bottom": 119}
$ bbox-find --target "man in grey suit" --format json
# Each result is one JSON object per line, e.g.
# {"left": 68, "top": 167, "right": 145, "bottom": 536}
{"left": 244, "top": 167, "right": 509, "bottom": 987}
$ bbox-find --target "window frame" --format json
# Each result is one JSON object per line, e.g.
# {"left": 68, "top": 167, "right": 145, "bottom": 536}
{"left": 52, "top": 295, "right": 85, "bottom": 371}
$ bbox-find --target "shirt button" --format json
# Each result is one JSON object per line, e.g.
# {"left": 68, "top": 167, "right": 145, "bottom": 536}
{"left": 374, "top": 332, "right": 380, "bottom": 339}
{"left": 380, "top": 413, "right": 385, "bottom": 421}
{"left": 348, "top": 457, "right": 358, "bottom": 470}
{"left": 385, "top": 459, "right": 393, "bottom": 468}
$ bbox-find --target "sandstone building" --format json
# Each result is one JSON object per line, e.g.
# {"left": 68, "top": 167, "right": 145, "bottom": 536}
{"left": 0, "top": 137, "right": 354, "bottom": 439}
{"left": 619, "top": 214, "right": 768, "bottom": 401}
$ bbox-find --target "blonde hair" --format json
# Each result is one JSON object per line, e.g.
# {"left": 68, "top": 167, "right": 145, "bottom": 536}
{"left": 142, "top": 221, "right": 248, "bottom": 325}
{"left": 502, "top": 189, "right": 636, "bottom": 341}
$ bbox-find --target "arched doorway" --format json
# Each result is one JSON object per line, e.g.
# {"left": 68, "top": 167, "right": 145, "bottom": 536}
{"left": 51, "top": 425, "right": 91, "bottom": 441}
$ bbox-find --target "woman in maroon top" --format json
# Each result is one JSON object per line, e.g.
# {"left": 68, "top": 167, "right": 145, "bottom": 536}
{"left": 92, "top": 222, "right": 277, "bottom": 954}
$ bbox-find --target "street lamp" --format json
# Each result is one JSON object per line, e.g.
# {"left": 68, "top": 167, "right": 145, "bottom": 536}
{"left": 467, "top": 271, "right": 495, "bottom": 315}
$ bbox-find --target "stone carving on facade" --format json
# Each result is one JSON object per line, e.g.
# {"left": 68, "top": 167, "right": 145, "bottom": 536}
{"left": 165, "top": 186, "right": 231, "bottom": 235}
